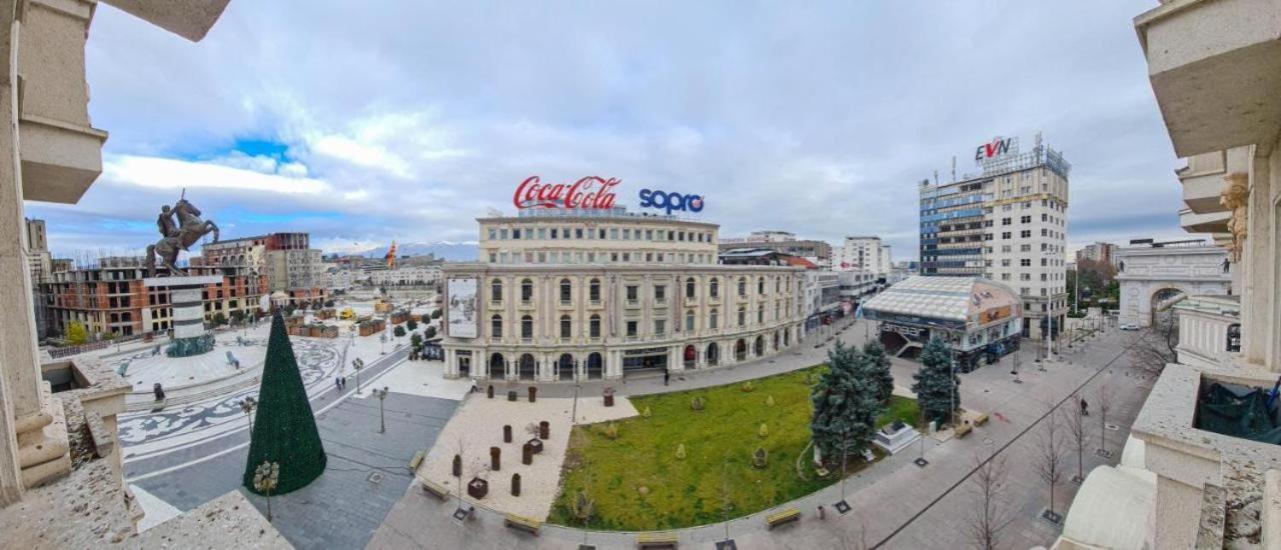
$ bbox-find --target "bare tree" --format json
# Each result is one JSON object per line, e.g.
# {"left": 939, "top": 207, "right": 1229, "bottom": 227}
{"left": 1096, "top": 382, "right": 1115, "bottom": 458}
{"left": 964, "top": 453, "right": 1012, "bottom": 550}
{"left": 1033, "top": 407, "right": 1068, "bottom": 524}
{"left": 1065, "top": 396, "right": 1090, "bottom": 484}
{"left": 1130, "top": 313, "right": 1178, "bottom": 378}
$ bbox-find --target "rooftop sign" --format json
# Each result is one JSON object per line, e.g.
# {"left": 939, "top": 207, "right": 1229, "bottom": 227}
{"left": 975, "top": 137, "right": 1016, "bottom": 163}
{"left": 513, "top": 176, "right": 619, "bottom": 210}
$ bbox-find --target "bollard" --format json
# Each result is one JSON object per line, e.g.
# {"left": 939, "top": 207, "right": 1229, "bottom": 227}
{"left": 528, "top": 387, "right": 537, "bottom": 403}
{"left": 503, "top": 424, "right": 512, "bottom": 443}
{"left": 508, "top": 390, "right": 517, "bottom": 402}
{"left": 452, "top": 454, "right": 462, "bottom": 477}
{"left": 490, "top": 446, "right": 501, "bottom": 471}
{"left": 538, "top": 421, "right": 549, "bottom": 440}
{"left": 487, "top": 385, "right": 494, "bottom": 399}
{"left": 511, "top": 473, "right": 522, "bottom": 497}
{"left": 522, "top": 443, "right": 533, "bottom": 465}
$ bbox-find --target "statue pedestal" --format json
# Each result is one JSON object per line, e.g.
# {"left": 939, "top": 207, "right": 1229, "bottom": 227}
{"left": 144, "top": 275, "right": 221, "bottom": 357}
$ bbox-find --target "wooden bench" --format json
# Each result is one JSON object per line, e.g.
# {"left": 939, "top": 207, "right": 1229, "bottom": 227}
{"left": 420, "top": 479, "right": 449, "bottom": 501}
{"left": 409, "top": 450, "right": 425, "bottom": 471}
{"left": 971, "top": 412, "right": 989, "bottom": 426}
{"left": 504, "top": 513, "right": 541, "bottom": 535}
{"left": 636, "top": 532, "right": 678, "bottom": 548}
{"left": 955, "top": 423, "right": 973, "bottom": 438}
{"left": 765, "top": 508, "right": 801, "bottom": 530}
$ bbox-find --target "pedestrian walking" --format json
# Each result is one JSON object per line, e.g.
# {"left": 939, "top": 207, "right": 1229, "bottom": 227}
{"left": 817, "top": 504, "right": 826, "bottom": 520}
{"left": 335, "top": 376, "right": 341, "bottom": 391}
{"left": 340, "top": 376, "right": 347, "bottom": 390}
{"left": 1080, "top": 397, "right": 1089, "bottom": 416}
{"left": 663, "top": 370, "right": 670, "bottom": 386}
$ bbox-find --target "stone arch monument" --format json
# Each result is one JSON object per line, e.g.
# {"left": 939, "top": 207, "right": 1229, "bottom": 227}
{"left": 1116, "top": 243, "right": 1231, "bottom": 328}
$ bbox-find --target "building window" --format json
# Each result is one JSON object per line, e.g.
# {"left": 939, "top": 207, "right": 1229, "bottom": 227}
{"left": 710, "top": 309, "right": 719, "bottom": 329}
{"left": 560, "top": 278, "right": 572, "bottom": 302}
{"left": 686, "top": 277, "right": 696, "bottom": 299}
{"left": 626, "top": 320, "right": 638, "bottom": 337}
{"left": 590, "top": 314, "right": 601, "bottom": 338}
{"left": 757, "top": 277, "right": 765, "bottom": 295}
{"left": 521, "top": 315, "right": 533, "bottom": 339}
{"left": 521, "top": 279, "right": 533, "bottom": 302}
{"left": 491, "top": 279, "right": 503, "bottom": 302}
{"left": 654, "top": 285, "right": 666, "bottom": 302}
{"left": 491, "top": 314, "right": 502, "bottom": 338}
{"left": 710, "top": 278, "right": 720, "bottom": 298}
{"left": 738, "top": 277, "right": 747, "bottom": 297}
{"left": 654, "top": 319, "right": 665, "bottom": 336}
{"left": 626, "top": 285, "right": 639, "bottom": 302}
{"left": 589, "top": 278, "right": 601, "bottom": 302}
{"left": 738, "top": 306, "right": 747, "bottom": 326}
{"left": 560, "top": 315, "right": 572, "bottom": 339}
{"left": 685, "top": 310, "right": 695, "bottom": 331}
{"left": 757, "top": 304, "right": 765, "bottom": 323}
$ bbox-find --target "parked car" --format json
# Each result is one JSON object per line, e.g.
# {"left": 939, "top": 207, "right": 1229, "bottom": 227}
{"left": 1119, "top": 323, "right": 1140, "bottom": 331}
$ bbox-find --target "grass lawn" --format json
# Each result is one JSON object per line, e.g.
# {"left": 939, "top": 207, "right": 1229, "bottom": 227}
{"left": 548, "top": 365, "right": 918, "bottom": 531}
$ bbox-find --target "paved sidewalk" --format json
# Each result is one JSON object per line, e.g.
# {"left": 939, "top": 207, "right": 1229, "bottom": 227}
{"left": 369, "top": 324, "right": 1152, "bottom": 549}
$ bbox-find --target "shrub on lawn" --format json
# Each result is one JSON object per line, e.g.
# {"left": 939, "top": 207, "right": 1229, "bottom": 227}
{"left": 603, "top": 422, "right": 619, "bottom": 440}
{"left": 675, "top": 443, "right": 686, "bottom": 460}
{"left": 641, "top": 406, "right": 652, "bottom": 418}
{"left": 741, "top": 381, "right": 755, "bottom": 392}
{"left": 751, "top": 447, "right": 768, "bottom": 469}
{"left": 758, "top": 423, "right": 769, "bottom": 439}
{"left": 765, "top": 395, "right": 775, "bottom": 407}
{"left": 690, "top": 396, "right": 705, "bottom": 411}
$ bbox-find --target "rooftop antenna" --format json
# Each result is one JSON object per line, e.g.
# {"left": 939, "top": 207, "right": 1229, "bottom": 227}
{"left": 933, "top": 170, "right": 939, "bottom": 185}
{"left": 950, "top": 156, "right": 956, "bottom": 182}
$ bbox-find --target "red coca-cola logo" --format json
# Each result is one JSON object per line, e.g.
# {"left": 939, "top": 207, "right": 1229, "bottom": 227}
{"left": 513, "top": 176, "right": 619, "bottom": 209}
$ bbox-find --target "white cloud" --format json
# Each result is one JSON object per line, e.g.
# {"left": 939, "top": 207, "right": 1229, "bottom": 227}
{"left": 103, "top": 155, "right": 329, "bottom": 195}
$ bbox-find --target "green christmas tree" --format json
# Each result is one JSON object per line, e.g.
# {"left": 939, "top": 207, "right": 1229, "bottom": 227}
{"left": 243, "top": 311, "right": 327, "bottom": 495}
{"left": 810, "top": 342, "right": 884, "bottom": 464}
{"left": 911, "top": 337, "right": 959, "bottom": 426}
{"left": 862, "top": 340, "right": 896, "bottom": 403}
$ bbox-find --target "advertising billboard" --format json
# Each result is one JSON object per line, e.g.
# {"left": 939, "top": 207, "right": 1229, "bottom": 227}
{"left": 446, "top": 277, "right": 478, "bottom": 338}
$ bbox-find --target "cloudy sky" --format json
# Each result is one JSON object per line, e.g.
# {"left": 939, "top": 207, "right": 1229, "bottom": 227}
{"left": 27, "top": 1, "right": 1185, "bottom": 262}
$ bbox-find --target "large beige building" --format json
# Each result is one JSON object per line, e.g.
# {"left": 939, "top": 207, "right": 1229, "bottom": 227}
{"left": 441, "top": 209, "right": 807, "bottom": 381}
{"left": 1056, "top": 3, "right": 1281, "bottom": 549}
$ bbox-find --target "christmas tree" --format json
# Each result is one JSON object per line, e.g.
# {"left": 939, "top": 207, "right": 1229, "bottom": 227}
{"left": 810, "top": 342, "right": 884, "bottom": 464}
{"left": 243, "top": 310, "right": 327, "bottom": 495}
{"left": 911, "top": 337, "right": 959, "bottom": 426}
{"left": 862, "top": 340, "right": 896, "bottom": 403}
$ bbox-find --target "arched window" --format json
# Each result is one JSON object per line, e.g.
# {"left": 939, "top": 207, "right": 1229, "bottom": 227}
{"left": 685, "top": 277, "right": 696, "bottom": 299}
{"left": 589, "top": 314, "right": 601, "bottom": 338}
{"left": 685, "top": 310, "right": 695, "bottom": 331}
{"left": 491, "top": 314, "right": 503, "bottom": 338}
{"left": 521, "top": 315, "right": 533, "bottom": 339}
{"left": 758, "top": 277, "right": 765, "bottom": 295}
{"left": 560, "top": 314, "right": 572, "bottom": 339}
{"left": 738, "top": 277, "right": 747, "bottom": 297}
{"left": 560, "top": 278, "right": 572, "bottom": 302}
{"left": 491, "top": 278, "right": 503, "bottom": 302}
{"left": 521, "top": 279, "right": 533, "bottom": 302}
{"left": 710, "top": 278, "right": 719, "bottom": 298}
{"left": 709, "top": 309, "right": 719, "bottom": 329}
{"left": 589, "top": 278, "right": 601, "bottom": 302}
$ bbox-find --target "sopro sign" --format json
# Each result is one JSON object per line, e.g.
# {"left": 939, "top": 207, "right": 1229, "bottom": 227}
{"left": 639, "top": 189, "right": 705, "bottom": 214}
{"left": 513, "top": 176, "right": 619, "bottom": 209}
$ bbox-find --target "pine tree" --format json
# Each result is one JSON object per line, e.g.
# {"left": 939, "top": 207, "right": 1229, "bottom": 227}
{"left": 912, "top": 337, "right": 960, "bottom": 426}
{"left": 810, "top": 342, "right": 884, "bottom": 465}
{"left": 862, "top": 340, "right": 896, "bottom": 403}
{"left": 243, "top": 311, "right": 327, "bottom": 495}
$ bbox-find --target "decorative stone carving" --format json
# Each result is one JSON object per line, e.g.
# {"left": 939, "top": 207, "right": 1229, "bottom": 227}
{"left": 1220, "top": 172, "right": 1249, "bottom": 262}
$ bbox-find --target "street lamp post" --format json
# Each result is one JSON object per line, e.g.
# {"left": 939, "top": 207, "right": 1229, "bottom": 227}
{"left": 372, "top": 386, "right": 389, "bottom": 433}
{"left": 380, "top": 332, "right": 387, "bottom": 355}
{"left": 352, "top": 358, "right": 365, "bottom": 394}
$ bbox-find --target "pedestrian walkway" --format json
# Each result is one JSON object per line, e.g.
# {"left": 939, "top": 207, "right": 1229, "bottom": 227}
{"left": 368, "top": 323, "right": 1152, "bottom": 550}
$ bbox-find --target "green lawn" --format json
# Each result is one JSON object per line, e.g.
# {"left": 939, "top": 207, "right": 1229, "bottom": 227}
{"left": 548, "top": 366, "right": 918, "bottom": 531}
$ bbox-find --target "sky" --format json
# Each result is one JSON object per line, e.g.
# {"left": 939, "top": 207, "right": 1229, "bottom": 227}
{"left": 26, "top": 1, "right": 1187, "bottom": 263}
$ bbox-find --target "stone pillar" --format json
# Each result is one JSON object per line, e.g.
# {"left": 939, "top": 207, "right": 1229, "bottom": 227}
{"left": 1242, "top": 165, "right": 1271, "bottom": 367}
{"left": 443, "top": 348, "right": 458, "bottom": 378}
{"left": 0, "top": 46, "right": 28, "bottom": 504}
{"left": 668, "top": 345, "right": 684, "bottom": 373}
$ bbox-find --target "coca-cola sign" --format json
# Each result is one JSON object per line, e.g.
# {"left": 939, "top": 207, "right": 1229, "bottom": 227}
{"left": 513, "top": 176, "right": 619, "bottom": 210}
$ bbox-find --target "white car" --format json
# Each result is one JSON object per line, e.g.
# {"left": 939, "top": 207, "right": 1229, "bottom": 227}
{"left": 1119, "top": 323, "right": 1140, "bottom": 331}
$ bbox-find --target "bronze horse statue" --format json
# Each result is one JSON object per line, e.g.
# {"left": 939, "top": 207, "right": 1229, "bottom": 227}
{"left": 145, "top": 197, "right": 219, "bottom": 277}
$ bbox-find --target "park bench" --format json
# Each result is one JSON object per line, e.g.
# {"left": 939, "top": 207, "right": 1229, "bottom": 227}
{"left": 955, "top": 423, "right": 973, "bottom": 438}
{"left": 636, "top": 532, "right": 678, "bottom": 548}
{"left": 504, "top": 513, "right": 541, "bottom": 535}
{"left": 420, "top": 479, "right": 449, "bottom": 501}
{"left": 409, "top": 450, "right": 425, "bottom": 471}
{"left": 765, "top": 508, "right": 801, "bottom": 530}
{"left": 971, "top": 412, "right": 989, "bottom": 426}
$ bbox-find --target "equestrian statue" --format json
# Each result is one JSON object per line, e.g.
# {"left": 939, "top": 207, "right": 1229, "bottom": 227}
{"left": 145, "top": 190, "right": 219, "bottom": 277}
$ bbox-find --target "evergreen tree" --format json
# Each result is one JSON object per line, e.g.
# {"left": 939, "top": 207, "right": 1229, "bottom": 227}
{"left": 862, "top": 340, "right": 896, "bottom": 403}
{"left": 66, "top": 320, "right": 88, "bottom": 345}
{"left": 912, "top": 337, "right": 960, "bottom": 426}
{"left": 243, "top": 311, "right": 327, "bottom": 495}
{"left": 810, "top": 342, "right": 884, "bottom": 464}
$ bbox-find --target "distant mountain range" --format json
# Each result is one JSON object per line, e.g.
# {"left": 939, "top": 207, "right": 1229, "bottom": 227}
{"left": 350, "top": 241, "right": 478, "bottom": 262}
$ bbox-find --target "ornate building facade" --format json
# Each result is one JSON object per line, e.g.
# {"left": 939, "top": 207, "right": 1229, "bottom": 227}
{"left": 441, "top": 209, "right": 807, "bottom": 381}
